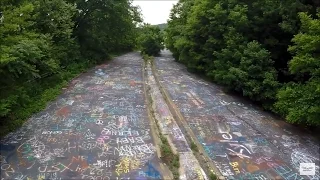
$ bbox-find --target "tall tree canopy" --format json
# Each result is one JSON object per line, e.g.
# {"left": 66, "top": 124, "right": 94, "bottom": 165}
{"left": 275, "top": 12, "right": 320, "bottom": 126}
{"left": 0, "top": 0, "right": 142, "bottom": 136}
{"left": 165, "top": 0, "right": 319, "bottom": 126}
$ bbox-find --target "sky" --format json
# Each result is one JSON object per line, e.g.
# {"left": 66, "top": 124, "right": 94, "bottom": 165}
{"left": 132, "top": 0, "right": 178, "bottom": 25}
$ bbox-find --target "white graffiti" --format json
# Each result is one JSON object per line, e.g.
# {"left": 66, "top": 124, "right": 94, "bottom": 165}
{"left": 291, "top": 149, "right": 320, "bottom": 179}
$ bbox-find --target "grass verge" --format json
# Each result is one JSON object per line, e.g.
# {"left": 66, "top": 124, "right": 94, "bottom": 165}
{"left": 149, "top": 54, "right": 223, "bottom": 179}
{"left": 142, "top": 52, "right": 180, "bottom": 180}
{"left": 159, "top": 132, "right": 180, "bottom": 180}
{"left": 209, "top": 171, "right": 218, "bottom": 180}
{"left": 190, "top": 141, "right": 199, "bottom": 153}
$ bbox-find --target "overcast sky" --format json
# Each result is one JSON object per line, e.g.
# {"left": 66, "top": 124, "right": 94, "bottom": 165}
{"left": 132, "top": 0, "right": 178, "bottom": 25}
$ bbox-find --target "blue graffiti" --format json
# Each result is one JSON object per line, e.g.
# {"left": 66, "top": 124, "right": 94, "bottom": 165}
{"left": 273, "top": 164, "right": 303, "bottom": 180}
{"left": 87, "top": 154, "right": 94, "bottom": 164}
{"left": 253, "top": 137, "right": 268, "bottom": 146}
{"left": 235, "top": 137, "right": 246, "bottom": 143}
{"left": 0, "top": 144, "right": 15, "bottom": 151}
{"left": 95, "top": 69, "right": 106, "bottom": 76}
{"left": 138, "top": 161, "right": 161, "bottom": 179}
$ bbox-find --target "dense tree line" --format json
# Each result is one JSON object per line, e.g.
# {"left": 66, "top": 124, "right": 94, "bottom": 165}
{"left": 155, "top": 23, "right": 168, "bottom": 31}
{"left": 165, "top": 0, "right": 319, "bottom": 126}
{"left": 137, "top": 24, "right": 164, "bottom": 56}
{"left": 0, "top": 0, "right": 141, "bottom": 136}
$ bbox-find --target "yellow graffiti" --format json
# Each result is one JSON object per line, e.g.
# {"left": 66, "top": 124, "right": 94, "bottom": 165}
{"left": 115, "top": 157, "right": 130, "bottom": 175}
{"left": 115, "top": 157, "right": 140, "bottom": 176}
{"left": 165, "top": 117, "right": 172, "bottom": 125}
{"left": 105, "top": 81, "right": 114, "bottom": 86}
{"left": 130, "top": 158, "right": 140, "bottom": 170}
{"left": 196, "top": 168, "right": 204, "bottom": 180}
{"left": 230, "top": 162, "right": 240, "bottom": 174}
{"left": 38, "top": 174, "right": 45, "bottom": 180}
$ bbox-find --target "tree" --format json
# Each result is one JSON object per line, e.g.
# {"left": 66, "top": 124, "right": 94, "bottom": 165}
{"left": 0, "top": 0, "right": 142, "bottom": 136}
{"left": 165, "top": 0, "right": 195, "bottom": 61}
{"left": 138, "top": 24, "right": 164, "bottom": 56}
{"left": 68, "top": 0, "right": 142, "bottom": 61}
{"left": 274, "top": 11, "right": 320, "bottom": 126}
{"left": 165, "top": 0, "right": 319, "bottom": 126}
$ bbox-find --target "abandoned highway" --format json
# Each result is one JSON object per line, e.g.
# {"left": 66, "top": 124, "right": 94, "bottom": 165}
{"left": 0, "top": 51, "right": 319, "bottom": 180}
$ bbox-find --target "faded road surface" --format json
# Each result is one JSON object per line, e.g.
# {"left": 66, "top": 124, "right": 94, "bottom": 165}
{"left": 154, "top": 50, "right": 320, "bottom": 180}
{"left": 1, "top": 51, "right": 319, "bottom": 180}
{"left": 0, "top": 53, "right": 163, "bottom": 180}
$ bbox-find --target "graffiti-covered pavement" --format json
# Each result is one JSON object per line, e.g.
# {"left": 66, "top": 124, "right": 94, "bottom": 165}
{"left": 0, "top": 53, "right": 163, "bottom": 180}
{"left": 145, "top": 61, "right": 207, "bottom": 180}
{"left": 1, "top": 50, "right": 320, "bottom": 180}
{"left": 154, "top": 50, "right": 320, "bottom": 180}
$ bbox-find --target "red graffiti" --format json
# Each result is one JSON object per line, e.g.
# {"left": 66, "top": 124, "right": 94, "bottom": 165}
{"left": 56, "top": 106, "right": 70, "bottom": 117}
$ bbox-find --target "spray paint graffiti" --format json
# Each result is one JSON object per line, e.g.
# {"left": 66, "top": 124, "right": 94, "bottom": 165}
{"left": 0, "top": 52, "right": 163, "bottom": 179}
{"left": 154, "top": 50, "right": 320, "bottom": 179}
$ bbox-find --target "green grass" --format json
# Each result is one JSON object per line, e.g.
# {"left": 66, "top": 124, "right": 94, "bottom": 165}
{"left": 159, "top": 133, "right": 180, "bottom": 180}
{"left": 209, "top": 171, "right": 218, "bottom": 180}
{"left": 143, "top": 53, "right": 180, "bottom": 180}
{"left": 190, "top": 141, "right": 199, "bottom": 152}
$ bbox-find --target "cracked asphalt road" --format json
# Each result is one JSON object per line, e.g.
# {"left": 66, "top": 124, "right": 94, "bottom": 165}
{"left": 0, "top": 52, "right": 163, "bottom": 180}
{"left": 1, "top": 50, "right": 319, "bottom": 180}
{"left": 154, "top": 50, "right": 320, "bottom": 180}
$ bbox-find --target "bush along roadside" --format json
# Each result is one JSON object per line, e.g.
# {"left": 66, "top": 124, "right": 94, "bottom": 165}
{"left": 0, "top": 61, "right": 88, "bottom": 137}
{"left": 164, "top": 0, "right": 320, "bottom": 127}
{"left": 0, "top": 53, "right": 128, "bottom": 138}
{"left": 0, "top": 0, "right": 142, "bottom": 137}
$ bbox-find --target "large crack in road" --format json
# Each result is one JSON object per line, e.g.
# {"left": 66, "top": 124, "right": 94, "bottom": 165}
{"left": 145, "top": 59, "right": 207, "bottom": 180}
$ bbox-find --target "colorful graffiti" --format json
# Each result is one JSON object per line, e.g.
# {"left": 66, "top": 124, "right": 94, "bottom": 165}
{"left": 145, "top": 61, "right": 207, "bottom": 180}
{"left": 0, "top": 53, "right": 162, "bottom": 179}
{"left": 154, "top": 50, "right": 320, "bottom": 180}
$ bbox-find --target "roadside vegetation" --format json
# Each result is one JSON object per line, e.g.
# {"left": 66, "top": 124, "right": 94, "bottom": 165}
{"left": 143, "top": 54, "right": 180, "bottom": 180}
{"left": 165, "top": 0, "right": 320, "bottom": 127}
{"left": 190, "top": 141, "right": 199, "bottom": 153}
{"left": 0, "top": 0, "right": 142, "bottom": 137}
{"left": 159, "top": 132, "right": 180, "bottom": 180}
{"left": 209, "top": 171, "right": 218, "bottom": 180}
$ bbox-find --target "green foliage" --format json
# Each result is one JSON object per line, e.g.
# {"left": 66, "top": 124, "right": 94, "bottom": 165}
{"left": 0, "top": 0, "right": 142, "bottom": 137}
{"left": 165, "top": 0, "right": 320, "bottom": 126}
{"left": 190, "top": 141, "right": 199, "bottom": 152}
{"left": 138, "top": 24, "right": 164, "bottom": 56}
{"left": 68, "top": 0, "right": 142, "bottom": 61}
{"left": 142, "top": 53, "right": 155, "bottom": 67}
{"left": 209, "top": 171, "right": 217, "bottom": 180}
{"left": 274, "top": 11, "right": 320, "bottom": 126}
{"left": 159, "top": 133, "right": 180, "bottom": 180}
